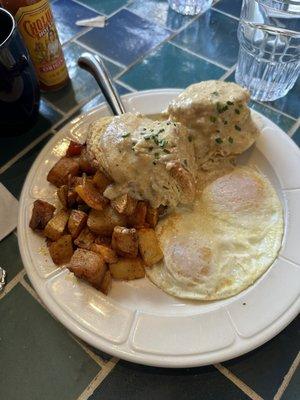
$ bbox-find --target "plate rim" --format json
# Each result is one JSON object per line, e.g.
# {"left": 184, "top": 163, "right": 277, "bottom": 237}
{"left": 18, "top": 88, "right": 300, "bottom": 368}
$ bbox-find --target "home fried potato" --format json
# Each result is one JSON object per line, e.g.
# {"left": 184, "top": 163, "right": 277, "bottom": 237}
{"left": 146, "top": 206, "right": 159, "bottom": 228}
{"left": 111, "top": 226, "right": 138, "bottom": 258}
{"left": 111, "top": 194, "right": 137, "bottom": 216}
{"left": 29, "top": 199, "right": 56, "bottom": 231}
{"left": 128, "top": 201, "right": 148, "bottom": 228}
{"left": 93, "top": 170, "right": 112, "bottom": 193}
{"left": 49, "top": 234, "right": 73, "bottom": 265}
{"left": 68, "top": 209, "right": 88, "bottom": 239}
{"left": 90, "top": 243, "right": 118, "bottom": 264}
{"left": 75, "top": 180, "right": 108, "bottom": 210}
{"left": 66, "top": 140, "right": 84, "bottom": 157}
{"left": 68, "top": 248, "right": 107, "bottom": 290}
{"left": 57, "top": 185, "right": 69, "bottom": 208}
{"left": 87, "top": 207, "right": 127, "bottom": 236}
{"left": 138, "top": 228, "right": 163, "bottom": 266}
{"left": 100, "top": 270, "right": 112, "bottom": 295}
{"left": 94, "top": 236, "right": 111, "bottom": 247}
{"left": 44, "top": 209, "right": 70, "bottom": 241}
{"left": 109, "top": 257, "right": 145, "bottom": 280}
{"left": 47, "top": 156, "right": 79, "bottom": 187}
{"left": 74, "top": 226, "right": 95, "bottom": 249}
{"left": 78, "top": 148, "right": 96, "bottom": 175}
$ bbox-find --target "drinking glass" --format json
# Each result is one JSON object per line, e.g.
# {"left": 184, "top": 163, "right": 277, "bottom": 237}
{"left": 235, "top": 0, "right": 300, "bottom": 101}
{"left": 168, "top": 0, "right": 212, "bottom": 15}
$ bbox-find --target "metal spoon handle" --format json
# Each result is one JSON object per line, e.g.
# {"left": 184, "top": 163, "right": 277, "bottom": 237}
{"left": 78, "top": 52, "right": 125, "bottom": 116}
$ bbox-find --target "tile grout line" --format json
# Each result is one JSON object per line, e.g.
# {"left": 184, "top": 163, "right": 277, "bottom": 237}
{"left": 0, "top": 129, "right": 54, "bottom": 175}
{"left": 215, "top": 363, "right": 263, "bottom": 400}
{"left": 254, "top": 101, "right": 298, "bottom": 122}
{"left": 63, "top": 26, "right": 93, "bottom": 47}
{"left": 211, "top": 7, "right": 240, "bottom": 21}
{"left": 114, "top": 79, "right": 136, "bottom": 92}
{"left": 288, "top": 118, "right": 300, "bottom": 137}
{"left": 220, "top": 64, "right": 236, "bottom": 80}
{"left": 274, "top": 351, "right": 300, "bottom": 400}
{"left": 70, "top": 334, "right": 107, "bottom": 368}
{"left": 116, "top": 10, "right": 202, "bottom": 81}
{"left": 42, "top": 97, "right": 66, "bottom": 117}
{"left": 169, "top": 41, "right": 228, "bottom": 70}
{"left": 76, "top": 357, "right": 119, "bottom": 400}
{"left": 0, "top": 269, "right": 25, "bottom": 300}
{"left": 70, "top": 0, "right": 103, "bottom": 15}
{"left": 73, "top": 39, "right": 127, "bottom": 69}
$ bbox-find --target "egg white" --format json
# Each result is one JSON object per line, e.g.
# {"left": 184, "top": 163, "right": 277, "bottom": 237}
{"left": 146, "top": 166, "right": 284, "bottom": 300}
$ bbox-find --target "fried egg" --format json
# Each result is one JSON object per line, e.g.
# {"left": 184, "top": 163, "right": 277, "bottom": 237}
{"left": 146, "top": 166, "right": 284, "bottom": 300}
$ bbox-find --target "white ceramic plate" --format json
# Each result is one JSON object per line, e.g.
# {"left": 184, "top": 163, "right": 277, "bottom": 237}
{"left": 18, "top": 89, "right": 300, "bottom": 368}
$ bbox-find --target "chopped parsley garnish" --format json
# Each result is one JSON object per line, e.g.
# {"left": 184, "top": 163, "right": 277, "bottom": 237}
{"left": 143, "top": 127, "right": 147, "bottom": 130}
{"left": 159, "top": 139, "right": 167, "bottom": 148}
{"left": 166, "top": 121, "right": 171, "bottom": 125}
{"left": 153, "top": 161, "right": 157, "bottom": 165}
{"left": 212, "top": 91, "right": 219, "bottom": 96}
{"left": 149, "top": 146, "right": 153, "bottom": 152}
{"left": 158, "top": 128, "right": 165, "bottom": 134}
{"left": 121, "top": 133, "right": 130, "bottom": 138}
{"left": 227, "top": 101, "right": 234, "bottom": 106}
{"left": 215, "top": 137, "right": 223, "bottom": 144}
{"left": 163, "top": 149, "right": 171, "bottom": 154}
{"left": 210, "top": 115, "right": 217, "bottom": 123}
{"left": 217, "top": 103, "right": 228, "bottom": 113}
{"left": 228, "top": 136, "right": 234, "bottom": 144}
{"left": 235, "top": 125, "right": 241, "bottom": 131}
{"left": 183, "top": 159, "right": 188, "bottom": 166}
{"left": 235, "top": 108, "right": 240, "bottom": 114}
{"left": 154, "top": 152, "right": 160, "bottom": 159}
{"left": 188, "top": 135, "right": 193, "bottom": 142}
{"left": 224, "top": 120, "right": 228, "bottom": 125}
{"left": 144, "top": 135, "right": 151, "bottom": 140}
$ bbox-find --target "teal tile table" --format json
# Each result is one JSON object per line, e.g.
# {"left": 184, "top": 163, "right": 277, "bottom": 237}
{"left": 0, "top": 1, "right": 299, "bottom": 399}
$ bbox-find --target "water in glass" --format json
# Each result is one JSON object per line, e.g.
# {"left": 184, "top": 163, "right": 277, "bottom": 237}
{"left": 235, "top": 0, "right": 300, "bottom": 101}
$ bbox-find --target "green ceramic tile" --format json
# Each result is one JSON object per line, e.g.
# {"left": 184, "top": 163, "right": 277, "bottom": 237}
{"left": 225, "top": 316, "right": 300, "bottom": 399}
{"left": 249, "top": 101, "right": 296, "bottom": 133}
{"left": 128, "top": 0, "right": 195, "bottom": 31}
{"left": 43, "top": 42, "right": 123, "bottom": 113}
{"left": 89, "top": 361, "right": 250, "bottom": 400}
{"left": 0, "top": 232, "right": 23, "bottom": 283}
{"left": 119, "top": 42, "right": 225, "bottom": 90}
{"left": 292, "top": 127, "right": 300, "bottom": 147}
{"left": 0, "top": 284, "right": 100, "bottom": 400}
{"left": 0, "top": 100, "right": 61, "bottom": 168}
{"left": 281, "top": 363, "right": 300, "bottom": 400}
{"left": 0, "top": 136, "right": 51, "bottom": 199}
{"left": 75, "top": 0, "right": 129, "bottom": 15}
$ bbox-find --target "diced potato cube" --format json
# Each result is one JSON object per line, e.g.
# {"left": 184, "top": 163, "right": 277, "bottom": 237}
{"left": 44, "top": 209, "right": 70, "bottom": 241}
{"left": 109, "top": 257, "right": 145, "bottom": 280}
{"left": 68, "top": 248, "right": 107, "bottom": 289}
{"left": 68, "top": 210, "right": 87, "bottom": 239}
{"left": 128, "top": 201, "right": 148, "bottom": 228}
{"left": 111, "top": 226, "right": 138, "bottom": 258}
{"left": 93, "top": 170, "right": 112, "bottom": 193}
{"left": 66, "top": 140, "right": 84, "bottom": 157}
{"left": 49, "top": 234, "right": 73, "bottom": 265}
{"left": 146, "top": 206, "right": 159, "bottom": 228}
{"left": 57, "top": 185, "right": 68, "bottom": 208}
{"left": 100, "top": 271, "right": 112, "bottom": 295}
{"left": 74, "top": 227, "right": 95, "bottom": 249}
{"left": 138, "top": 228, "right": 163, "bottom": 266}
{"left": 87, "top": 208, "right": 127, "bottom": 236}
{"left": 47, "top": 157, "right": 79, "bottom": 187}
{"left": 94, "top": 236, "right": 111, "bottom": 247}
{"left": 75, "top": 180, "right": 108, "bottom": 210}
{"left": 90, "top": 243, "right": 118, "bottom": 264}
{"left": 78, "top": 148, "right": 96, "bottom": 175}
{"left": 29, "top": 199, "right": 55, "bottom": 231}
{"left": 111, "top": 194, "right": 137, "bottom": 216}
